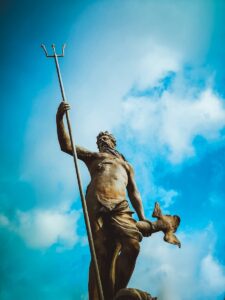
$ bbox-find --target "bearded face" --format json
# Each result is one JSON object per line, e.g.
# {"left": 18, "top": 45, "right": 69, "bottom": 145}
{"left": 96, "top": 132, "right": 126, "bottom": 160}
{"left": 97, "top": 135, "right": 115, "bottom": 152}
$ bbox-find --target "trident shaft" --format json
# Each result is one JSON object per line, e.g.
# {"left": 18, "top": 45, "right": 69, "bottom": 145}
{"left": 41, "top": 44, "right": 104, "bottom": 300}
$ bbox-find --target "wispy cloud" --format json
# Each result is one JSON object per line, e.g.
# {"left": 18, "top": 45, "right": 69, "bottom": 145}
{"left": 63, "top": 0, "right": 213, "bottom": 147}
{"left": 200, "top": 254, "right": 225, "bottom": 296}
{"left": 122, "top": 87, "right": 225, "bottom": 163}
{"left": 0, "top": 208, "right": 81, "bottom": 249}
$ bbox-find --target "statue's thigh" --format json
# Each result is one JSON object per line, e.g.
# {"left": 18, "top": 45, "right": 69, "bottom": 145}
{"left": 93, "top": 225, "right": 109, "bottom": 258}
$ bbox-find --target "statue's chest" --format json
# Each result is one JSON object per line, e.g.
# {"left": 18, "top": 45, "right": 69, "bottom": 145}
{"left": 97, "top": 158, "right": 115, "bottom": 170}
{"left": 91, "top": 157, "right": 128, "bottom": 175}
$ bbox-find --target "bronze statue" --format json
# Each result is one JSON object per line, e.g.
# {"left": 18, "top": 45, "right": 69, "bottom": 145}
{"left": 56, "top": 102, "right": 181, "bottom": 300}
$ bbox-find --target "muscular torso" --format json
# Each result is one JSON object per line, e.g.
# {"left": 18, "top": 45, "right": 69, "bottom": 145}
{"left": 85, "top": 152, "right": 130, "bottom": 203}
{"left": 56, "top": 113, "right": 144, "bottom": 218}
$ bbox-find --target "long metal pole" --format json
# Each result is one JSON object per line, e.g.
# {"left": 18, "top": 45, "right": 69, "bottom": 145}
{"left": 42, "top": 44, "right": 104, "bottom": 300}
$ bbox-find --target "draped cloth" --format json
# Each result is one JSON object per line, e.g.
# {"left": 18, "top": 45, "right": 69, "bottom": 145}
{"left": 87, "top": 196, "right": 143, "bottom": 243}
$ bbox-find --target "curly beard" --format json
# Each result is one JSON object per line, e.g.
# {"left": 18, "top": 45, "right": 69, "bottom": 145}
{"left": 98, "top": 141, "right": 126, "bottom": 161}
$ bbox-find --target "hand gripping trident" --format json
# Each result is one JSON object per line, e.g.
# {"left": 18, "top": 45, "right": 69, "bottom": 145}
{"left": 41, "top": 44, "right": 104, "bottom": 300}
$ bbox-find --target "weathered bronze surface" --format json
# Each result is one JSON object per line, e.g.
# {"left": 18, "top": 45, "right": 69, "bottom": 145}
{"left": 56, "top": 102, "right": 181, "bottom": 300}
{"left": 137, "top": 202, "right": 181, "bottom": 248}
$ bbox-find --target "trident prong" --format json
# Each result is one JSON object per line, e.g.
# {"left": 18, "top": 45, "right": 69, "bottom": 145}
{"left": 41, "top": 44, "right": 66, "bottom": 58}
{"left": 41, "top": 44, "right": 49, "bottom": 57}
{"left": 62, "top": 44, "right": 66, "bottom": 56}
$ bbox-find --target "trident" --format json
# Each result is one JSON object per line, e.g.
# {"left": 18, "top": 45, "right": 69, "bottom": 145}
{"left": 41, "top": 44, "right": 104, "bottom": 300}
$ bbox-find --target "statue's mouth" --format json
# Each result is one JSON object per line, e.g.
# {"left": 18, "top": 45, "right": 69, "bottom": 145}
{"left": 98, "top": 140, "right": 110, "bottom": 150}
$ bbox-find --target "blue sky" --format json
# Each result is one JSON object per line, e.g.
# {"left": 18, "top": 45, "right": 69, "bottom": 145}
{"left": 1, "top": 1, "right": 225, "bottom": 299}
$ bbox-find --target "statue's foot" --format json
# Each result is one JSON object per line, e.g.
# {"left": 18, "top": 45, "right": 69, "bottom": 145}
{"left": 114, "top": 288, "right": 157, "bottom": 300}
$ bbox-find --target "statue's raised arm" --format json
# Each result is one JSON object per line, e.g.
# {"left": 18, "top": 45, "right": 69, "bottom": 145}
{"left": 56, "top": 102, "right": 94, "bottom": 163}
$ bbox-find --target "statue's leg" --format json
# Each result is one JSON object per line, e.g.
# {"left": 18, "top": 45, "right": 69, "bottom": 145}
{"left": 114, "top": 237, "right": 140, "bottom": 293}
{"left": 88, "top": 259, "right": 99, "bottom": 300}
{"left": 109, "top": 241, "right": 121, "bottom": 296}
{"left": 88, "top": 223, "right": 115, "bottom": 300}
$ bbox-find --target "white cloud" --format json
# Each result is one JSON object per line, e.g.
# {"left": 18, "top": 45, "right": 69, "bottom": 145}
{"left": 130, "top": 226, "right": 225, "bottom": 300}
{"left": 0, "top": 208, "right": 80, "bottom": 249}
{"left": 16, "top": 209, "right": 80, "bottom": 249}
{"left": 154, "top": 187, "right": 178, "bottom": 209}
{"left": 200, "top": 254, "right": 225, "bottom": 296}
{"left": 122, "top": 88, "right": 225, "bottom": 163}
{"left": 62, "top": 0, "right": 213, "bottom": 146}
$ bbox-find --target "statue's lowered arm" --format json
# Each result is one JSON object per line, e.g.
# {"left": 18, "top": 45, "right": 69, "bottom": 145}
{"left": 126, "top": 164, "right": 181, "bottom": 247}
{"left": 136, "top": 202, "right": 181, "bottom": 248}
{"left": 127, "top": 164, "right": 146, "bottom": 221}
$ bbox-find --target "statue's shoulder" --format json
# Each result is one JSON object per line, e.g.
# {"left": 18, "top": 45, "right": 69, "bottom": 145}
{"left": 124, "top": 161, "right": 134, "bottom": 173}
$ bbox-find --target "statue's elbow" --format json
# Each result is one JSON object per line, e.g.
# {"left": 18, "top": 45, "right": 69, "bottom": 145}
{"left": 60, "top": 145, "right": 72, "bottom": 155}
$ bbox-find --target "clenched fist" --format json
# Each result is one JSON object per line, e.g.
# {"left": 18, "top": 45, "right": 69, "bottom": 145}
{"left": 56, "top": 102, "right": 70, "bottom": 121}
